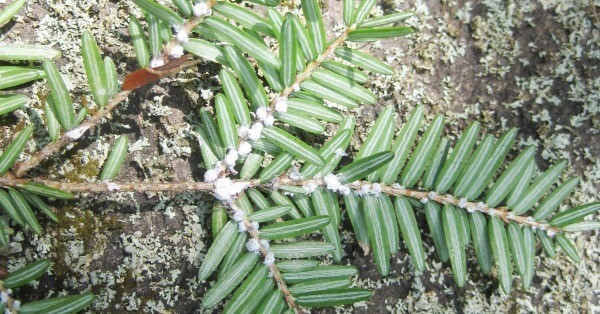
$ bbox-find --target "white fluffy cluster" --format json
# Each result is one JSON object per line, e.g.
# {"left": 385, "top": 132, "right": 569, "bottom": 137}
{"left": 150, "top": 57, "right": 165, "bottom": 68}
{"left": 274, "top": 97, "right": 288, "bottom": 113}
{"left": 263, "top": 252, "right": 275, "bottom": 266}
{"left": 355, "top": 183, "right": 384, "bottom": 197}
{"left": 104, "top": 180, "right": 120, "bottom": 192}
{"left": 289, "top": 168, "right": 303, "bottom": 181}
{"left": 235, "top": 126, "right": 254, "bottom": 156}
{"left": 193, "top": 2, "right": 212, "bottom": 17}
{"left": 0, "top": 290, "right": 18, "bottom": 311}
{"left": 428, "top": 191, "right": 437, "bottom": 200}
{"left": 371, "top": 183, "right": 382, "bottom": 195}
{"left": 66, "top": 125, "right": 91, "bottom": 140}
{"left": 256, "top": 107, "right": 269, "bottom": 120}
{"left": 420, "top": 197, "right": 429, "bottom": 204}
{"left": 224, "top": 149, "right": 239, "bottom": 168}
{"left": 357, "top": 184, "right": 371, "bottom": 196}
{"left": 391, "top": 183, "right": 404, "bottom": 190}
{"left": 335, "top": 148, "right": 347, "bottom": 157}
{"left": 1, "top": 291, "right": 10, "bottom": 304}
{"left": 247, "top": 123, "right": 263, "bottom": 141}
{"left": 213, "top": 178, "right": 248, "bottom": 201}
{"left": 539, "top": 224, "right": 547, "bottom": 231}
{"left": 255, "top": 106, "right": 274, "bottom": 126}
{"left": 246, "top": 238, "right": 261, "bottom": 253}
{"left": 260, "top": 239, "right": 270, "bottom": 249}
{"left": 546, "top": 229, "right": 556, "bottom": 237}
{"left": 457, "top": 198, "right": 467, "bottom": 208}
{"left": 238, "top": 141, "right": 252, "bottom": 156}
{"left": 203, "top": 166, "right": 220, "bottom": 183}
{"left": 303, "top": 182, "right": 319, "bottom": 193}
{"left": 175, "top": 29, "right": 189, "bottom": 43}
{"left": 322, "top": 174, "right": 351, "bottom": 196}
{"left": 170, "top": 45, "right": 184, "bottom": 58}
{"left": 323, "top": 174, "right": 342, "bottom": 191}
{"left": 232, "top": 209, "right": 245, "bottom": 222}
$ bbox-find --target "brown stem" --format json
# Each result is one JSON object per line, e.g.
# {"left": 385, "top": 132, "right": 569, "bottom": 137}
{"left": 12, "top": 90, "right": 131, "bottom": 178}
{"left": 225, "top": 202, "right": 299, "bottom": 312}
{"left": 267, "top": 26, "right": 356, "bottom": 111}
{"left": 0, "top": 177, "right": 563, "bottom": 233}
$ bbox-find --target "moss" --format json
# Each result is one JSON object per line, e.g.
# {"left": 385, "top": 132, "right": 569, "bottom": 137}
{"left": 47, "top": 150, "right": 101, "bottom": 182}
{"left": 47, "top": 207, "right": 124, "bottom": 277}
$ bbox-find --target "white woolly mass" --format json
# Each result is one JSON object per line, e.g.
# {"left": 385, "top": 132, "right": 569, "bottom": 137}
{"left": 170, "top": 45, "right": 184, "bottom": 58}
{"left": 260, "top": 239, "right": 270, "bottom": 249}
{"left": 176, "top": 29, "right": 189, "bottom": 43}
{"left": 104, "top": 180, "right": 120, "bottom": 191}
{"left": 527, "top": 216, "right": 536, "bottom": 222}
{"left": 213, "top": 178, "right": 249, "bottom": 201}
{"left": 12, "top": 300, "right": 20, "bottom": 310}
{"left": 323, "top": 174, "right": 342, "bottom": 191}
{"left": 488, "top": 208, "right": 495, "bottom": 216}
{"left": 256, "top": 107, "right": 269, "bottom": 120}
{"left": 371, "top": 183, "right": 382, "bottom": 195}
{"left": 467, "top": 206, "right": 476, "bottom": 213}
{"left": 193, "top": 2, "right": 211, "bottom": 17}
{"left": 263, "top": 252, "right": 275, "bottom": 266}
{"left": 0, "top": 292, "right": 8, "bottom": 304}
{"left": 238, "top": 141, "right": 252, "bottom": 156}
{"left": 539, "top": 224, "right": 547, "bottom": 231}
{"left": 224, "top": 149, "right": 239, "bottom": 166}
{"left": 251, "top": 221, "right": 260, "bottom": 231}
{"left": 358, "top": 184, "right": 371, "bottom": 196}
{"left": 289, "top": 169, "right": 303, "bottom": 181}
{"left": 476, "top": 201, "right": 486, "bottom": 209}
{"left": 420, "top": 198, "right": 429, "bottom": 204}
{"left": 338, "top": 185, "right": 351, "bottom": 196}
{"left": 233, "top": 210, "right": 245, "bottom": 222}
{"left": 547, "top": 229, "right": 556, "bottom": 237}
{"left": 428, "top": 191, "right": 437, "bottom": 200}
{"left": 246, "top": 238, "right": 261, "bottom": 253}
{"left": 391, "top": 183, "right": 404, "bottom": 190}
{"left": 150, "top": 57, "right": 165, "bottom": 68}
{"left": 274, "top": 97, "right": 288, "bottom": 113}
{"left": 303, "top": 182, "right": 318, "bottom": 193}
{"left": 238, "top": 221, "right": 248, "bottom": 232}
{"left": 292, "top": 83, "right": 300, "bottom": 92}
{"left": 66, "top": 125, "right": 91, "bottom": 140}
{"left": 203, "top": 168, "right": 219, "bottom": 183}
{"left": 457, "top": 198, "right": 467, "bottom": 208}
{"left": 238, "top": 125, "right": 249, "bottom": 138}
{"left": 335, "top": 148, "right": 347, "bottom": 157}
{"left": 247, "top": 123, "right": 263, "bottom": 140}
{"left": 264, "top": 115, "right": 275, "bottom": 127}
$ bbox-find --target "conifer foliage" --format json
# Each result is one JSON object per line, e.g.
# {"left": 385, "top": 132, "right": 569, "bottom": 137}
{"left": 0, "top": 0, "right": 598, "bottom": 312}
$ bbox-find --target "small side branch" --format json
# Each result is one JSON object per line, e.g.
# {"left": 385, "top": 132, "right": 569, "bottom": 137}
{"left": 268, "top": 26, "right": 356, "bottom": 110}
{"left": 12, "top": 90, "right": 131, "bottom": 178}
{"left": 224, "top": 201, "right": 299, "bottom": 312}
